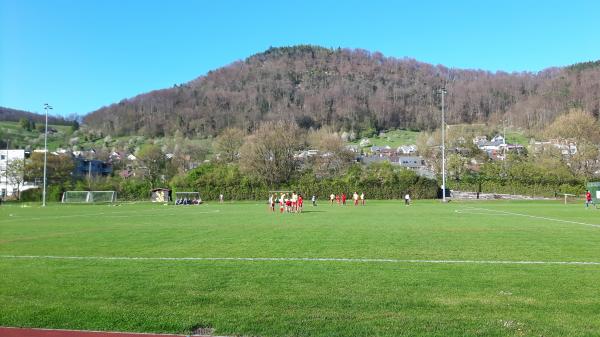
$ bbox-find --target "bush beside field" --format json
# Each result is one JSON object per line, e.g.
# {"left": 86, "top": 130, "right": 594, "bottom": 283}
{"left": 18, "top": 161, "right": 587, "bottom": 202}
{"left": 178, "top": 162, "right": 439, "bottom": 200}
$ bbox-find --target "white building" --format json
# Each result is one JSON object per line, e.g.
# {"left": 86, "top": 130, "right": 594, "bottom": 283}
{"left": 1, "top": 149, "right": 36, "bottom": 198}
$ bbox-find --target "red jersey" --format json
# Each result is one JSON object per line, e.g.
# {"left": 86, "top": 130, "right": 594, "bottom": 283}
{"left": 298, "top": 196, "right": 303, "bottom": 206}
{"left": 586, "top": 192, "right": 592, "bottom": 201}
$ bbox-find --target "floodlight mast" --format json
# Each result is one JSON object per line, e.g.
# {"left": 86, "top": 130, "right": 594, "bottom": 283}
{"left": 437, "top": 88, "right": 447, "bottom": 202}
{"left": 42, "top": 103, "right": 52, "bottom": 207}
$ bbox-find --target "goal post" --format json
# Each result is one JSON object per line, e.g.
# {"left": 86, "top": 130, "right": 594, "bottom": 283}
{"left": 62, "top": 191, "right": 117, "bottom": 203}
{"left": 557, "top": 193, "right": 576, "bottom": 205}
{"left": 174, "top": 191, "right": 201, "bottom": 205}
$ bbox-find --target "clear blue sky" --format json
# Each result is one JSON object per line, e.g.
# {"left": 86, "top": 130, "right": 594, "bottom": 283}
{"left": 1, "top": 0, "right": 599, "bottom": 117}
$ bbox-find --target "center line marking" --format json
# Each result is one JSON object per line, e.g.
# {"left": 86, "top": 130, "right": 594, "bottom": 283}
{"left": 1, "top": 255, "right": 600, "bottom": 266}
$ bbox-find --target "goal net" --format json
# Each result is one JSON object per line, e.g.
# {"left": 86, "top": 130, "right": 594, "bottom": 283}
{"left": 175, "top": 192, "right": 201, "bottom": 205}
{"left": 62, "top": 191, "right": 117, "bottom": 203}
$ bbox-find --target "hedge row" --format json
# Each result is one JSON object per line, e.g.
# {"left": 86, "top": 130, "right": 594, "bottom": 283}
{"left": 447, "top": 181, "right": 585, "bottom": 198}
{"left": 19, "top": 163, "right": 439, "bottom": 202}
{"left": 175, "top": 163, "right": 439, "bottom": 200}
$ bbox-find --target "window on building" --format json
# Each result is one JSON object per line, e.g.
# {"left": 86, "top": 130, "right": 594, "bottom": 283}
{"left": 0, "top": 155, "right": 5, "bottom": 160}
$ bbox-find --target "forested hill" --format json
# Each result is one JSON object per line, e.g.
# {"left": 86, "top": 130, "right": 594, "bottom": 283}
{"left": 1, "top": 106, "right": 72, "bottom": 125}
{"left": 84, "top": 45, "right": 600, "bottom": 137}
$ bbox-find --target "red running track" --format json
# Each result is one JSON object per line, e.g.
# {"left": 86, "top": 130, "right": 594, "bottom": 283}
{"left": 0, "top": 327, "right": 202, "bottom": 337}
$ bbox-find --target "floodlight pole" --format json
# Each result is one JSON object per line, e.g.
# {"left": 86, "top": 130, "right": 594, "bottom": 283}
{"left": 4, "top": 140, "right": 8, "bottom": 199}
{"left": 42, "top": 103, "right": 52, "bottom": 207}
{"left": 437, "top": 88, "right": 447, "bottom": 202}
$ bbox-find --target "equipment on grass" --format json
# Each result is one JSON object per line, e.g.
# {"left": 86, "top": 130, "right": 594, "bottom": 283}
{"left": 174, "top": 191, "right": 201, "bottom": 205}
{"left": 61, "top": 191, "right": 117, "bottom": 203}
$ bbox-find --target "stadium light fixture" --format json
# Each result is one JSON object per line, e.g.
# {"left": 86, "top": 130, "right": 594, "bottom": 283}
{"left": 436, "top": 88, "right": 448, "bottom": 202}
{"left": 42, "top": 103, "right": 52, "bottom": 207}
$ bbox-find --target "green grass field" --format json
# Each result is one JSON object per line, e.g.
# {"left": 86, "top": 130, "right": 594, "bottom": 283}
{"left": 1, "top": 200, "right": 600, "bottom": 336}
{"left": 350, "top": 129, "right": 420, "bottom": 148}
{"left": 0, "top": 121, "right": 72, "bottom": 150}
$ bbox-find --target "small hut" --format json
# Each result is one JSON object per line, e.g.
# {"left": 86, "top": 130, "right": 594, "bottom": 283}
{"left": 151, "top": 188, "right": 171, "bottom": 203}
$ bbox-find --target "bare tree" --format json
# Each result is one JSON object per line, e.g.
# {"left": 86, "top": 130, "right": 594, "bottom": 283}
{"left": 239, "top": 121, "right": 302, "bottom": 186}
{"left": 307, "top": 128, "right": 354, "bottom": 178}
{"left": 6, "top": 159, "right": 25, "bottom": 200}
{"left": 214, "top": 127, "right": 245, "bottom": 162}
{"left": 137, "top": 144, "right": 166, "bottom": 188}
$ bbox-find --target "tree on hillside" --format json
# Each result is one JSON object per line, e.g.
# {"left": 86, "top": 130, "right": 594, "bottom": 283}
{"left": 307, "top": 128, "right": 354, "bottom": 178}
{"left": 544, "top": 109, "right": 600, "bottom": 176}
{"left": 25, "top": 152, "right": 74, "bottom": 184}
{"left": 167, "top": 134, "right": 210, "bottom": 175}
{"left": 137, "top": 144, "right": 166, "bottom": 188}
{"left": 0, "top": 129, "right": 5, "bottom": 148}
{"left": 19, "top": 118, "right": 34, "bottom": 131}
{"left": 544, "top": 109, "right": 600, "bottom": 143}
{"left": 214, "top": 127, "right": 245, "bottom": 162}
{"left": 239, "top": 121, "right": 302, "bottom": 186}
{"left": 6, "top": 159, "right": 25, "bottom": 200}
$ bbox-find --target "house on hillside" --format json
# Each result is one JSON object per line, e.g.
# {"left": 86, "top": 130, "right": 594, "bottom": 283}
{"left": 397, "top": 144, "right": 417, "bottom": 155}
{"left": 73, "top": 158, "right": 112, "bottom": 178}
{"left": 473, "top": 134, "right": 523, "bottom": 160}
{"left": 346, "top": 145, "right": 360, "bottom": 153}
{"left": 531, "top": 139, "right": 578, "bottom": 156}
{"left": 397, "top": 156, "right": 426, "bottom": 170}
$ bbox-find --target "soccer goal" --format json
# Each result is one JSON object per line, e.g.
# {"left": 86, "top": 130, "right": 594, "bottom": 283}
{"left": 174, "top": 191, "right": 202, "bottom": 205}
{"left": 62, "top": 191, "right": 117, "bottom": 203}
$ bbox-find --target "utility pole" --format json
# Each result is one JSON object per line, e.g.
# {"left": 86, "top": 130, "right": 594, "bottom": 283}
{"left": 43, "top": 103, "right": 52, "bottom": 207}
{"left": 437, "top": 88, "right": 448, "bottom": 202}
{"left": 503, "top": 119, "right": 507, "bottom": 160}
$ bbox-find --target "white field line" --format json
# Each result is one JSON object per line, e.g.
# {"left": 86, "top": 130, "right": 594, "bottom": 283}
{"left": 0, "top": 327, "right": 200, "bottom": 337}
{"left": 455, "top": 207, "right": 600, "bottom": 228}
{"left": 1, "top": 254, "right": 600, "bottom": 266}
{"left": 0, "top": 209, "right": 220, "bottom": 223}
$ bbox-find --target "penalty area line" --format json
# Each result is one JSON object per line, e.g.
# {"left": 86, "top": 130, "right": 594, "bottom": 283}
{"left": 456, "top": 207, "right": 600, "bottom": 228}
{"left": 1, "top": 255, "right": 600, "bottom": 266}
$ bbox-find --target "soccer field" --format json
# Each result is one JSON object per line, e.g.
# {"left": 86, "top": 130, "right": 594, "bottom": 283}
{"left": 1, "top": 200, "right": 600, "bottom": 337}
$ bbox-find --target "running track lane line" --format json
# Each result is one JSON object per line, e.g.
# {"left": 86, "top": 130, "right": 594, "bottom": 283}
{"left": 0, "top": 327, "right": 214, "bottom": 337}
{"left": 2, "top": 255, "right": 600, "bottom": 266}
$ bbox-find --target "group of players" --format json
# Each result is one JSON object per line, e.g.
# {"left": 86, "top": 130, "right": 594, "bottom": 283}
{"left": 329, "top": 192, "right": 366, "bottom": 206}
{"left": 268, "top": 191, "right": 369, "bottom": 214}
{"left": 269, "top": 192, "right": 305, "bottom": 213}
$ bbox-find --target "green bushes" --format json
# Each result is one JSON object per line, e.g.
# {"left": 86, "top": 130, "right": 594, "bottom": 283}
{"left": 173, "top": 162, "right": 439, "bottom": 200}
{"left": 20, "top": 188, "right": 42, "bottom": 202}
{"left": 448, "top": 180, "right": 584, "bottom": 198}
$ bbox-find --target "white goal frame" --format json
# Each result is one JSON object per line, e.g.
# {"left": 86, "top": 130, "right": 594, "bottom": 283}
{"left": 61, "top": 191, "right": 117, "bottom": 203}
